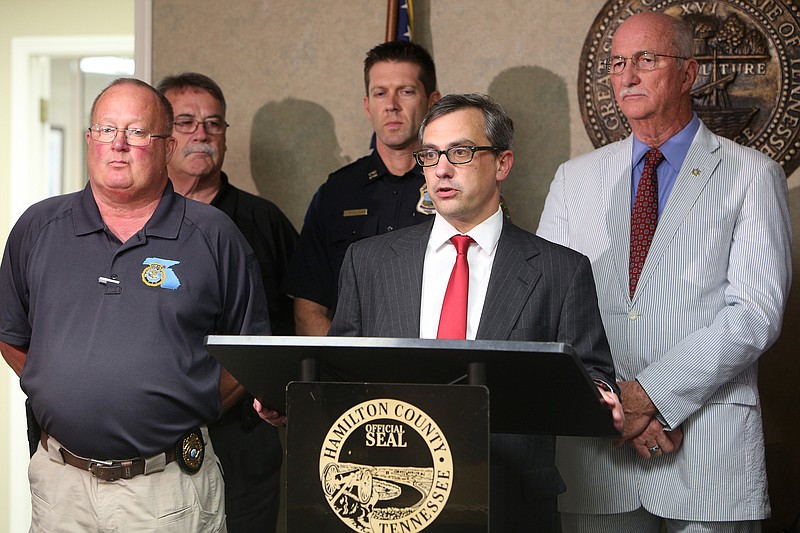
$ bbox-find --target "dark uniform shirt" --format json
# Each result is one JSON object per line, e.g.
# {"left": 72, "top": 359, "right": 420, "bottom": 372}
{"left": 206, "top": 173, "right": 296, "bottom": 533}
{"left": 284, "top": 150, "right": 433, "bottom": 312}
{"left": 211, "top": 172, "right": 298, "bottom": 335}
{"left": 0, "top": 181, "right": 269, "bottom": 458}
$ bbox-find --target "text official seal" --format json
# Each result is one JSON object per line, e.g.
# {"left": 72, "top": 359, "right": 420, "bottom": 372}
{"left": 319, "top": 398, "right": 453, "bottom": 533}
{"left": 579, "top": 0, "right": 800, "bottom": 176}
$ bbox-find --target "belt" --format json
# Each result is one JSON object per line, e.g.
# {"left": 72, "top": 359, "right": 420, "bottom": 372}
{"left": 41, "top": 432, "right": 176, "bottom": 482}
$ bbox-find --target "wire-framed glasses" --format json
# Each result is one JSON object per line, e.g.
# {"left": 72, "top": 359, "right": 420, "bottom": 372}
{"left": 601, "top": 51, "right": 688, "bottom": 75}
{"left": 173, "top": 118, "right": 229, "bottom": 134}
{"left": 88, "top": 124, "right": 170, "bottom": 146}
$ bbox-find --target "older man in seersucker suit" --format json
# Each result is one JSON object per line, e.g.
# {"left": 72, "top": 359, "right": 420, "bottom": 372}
{"left": 538, "top": 12, "right": 791, "bottom": 533}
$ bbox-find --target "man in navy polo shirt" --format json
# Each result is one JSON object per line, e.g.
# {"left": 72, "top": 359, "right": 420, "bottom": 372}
{"left": 0, "top": 78, "right": 268, "bottom": 532}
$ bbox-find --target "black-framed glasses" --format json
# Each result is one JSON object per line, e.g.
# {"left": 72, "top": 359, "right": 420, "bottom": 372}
{"left": 413, "top": 145, "right": 498, "bottom": 167}
{"left": 88, "top": 124, "right": 170, "bottom": 146}
{"left": 173, "top": 118, "right": 229, "bottom": 134}
{"left": 601, "top": 51, "right": 688, "bottom": 75}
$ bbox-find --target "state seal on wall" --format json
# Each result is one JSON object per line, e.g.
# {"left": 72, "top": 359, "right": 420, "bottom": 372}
{"left": 579, "top": 0, "right": 800, "bottom": 175}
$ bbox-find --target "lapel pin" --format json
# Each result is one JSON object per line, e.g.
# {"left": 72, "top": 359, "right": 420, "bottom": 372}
{"left": 691, "top": 168, "right": 701, "bottom": 176}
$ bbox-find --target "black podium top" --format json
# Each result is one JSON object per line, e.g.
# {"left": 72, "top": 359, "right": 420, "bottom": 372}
{"left": 206, "top": 335, "right": 618, "bottom": 437}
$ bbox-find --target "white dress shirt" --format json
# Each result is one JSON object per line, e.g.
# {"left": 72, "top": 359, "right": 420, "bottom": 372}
{"left": 419, "top": 207, "right": 503, "bottom": 339}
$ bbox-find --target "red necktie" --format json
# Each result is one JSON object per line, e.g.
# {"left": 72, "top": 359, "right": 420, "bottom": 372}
{"left": 437, "top": 235, "right": 473, "bottom": 339}
{"left": 629, "top": 148, "right": 664, "bottom": 297}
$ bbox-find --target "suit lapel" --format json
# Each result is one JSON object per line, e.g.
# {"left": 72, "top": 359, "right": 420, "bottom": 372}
{"left": 381, "top": 221, "right": 431, "bottom": 337}
{"left": 635, "top": 124, "right": 720, "bottom": 301}
{"left": 477, "top": 222, "right": 542, "bottom": 340}
{"left": 605, "top": 138, "right": 635, "bottom": 301}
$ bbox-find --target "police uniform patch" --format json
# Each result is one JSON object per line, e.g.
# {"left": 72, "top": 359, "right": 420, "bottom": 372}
{"left": 141, "top": 257, "right": 181, "bottom": 290}
{"left": 416, "top": 184, "right": 435, "bottom": 215}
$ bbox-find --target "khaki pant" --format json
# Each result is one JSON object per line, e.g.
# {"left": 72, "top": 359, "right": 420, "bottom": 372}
{"left": 28, "top": 427, "right": 226, "bottom": 533}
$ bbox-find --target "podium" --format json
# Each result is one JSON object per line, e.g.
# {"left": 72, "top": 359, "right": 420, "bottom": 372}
{"left": 207, "top": 335, "right": 618, "bottom": 531}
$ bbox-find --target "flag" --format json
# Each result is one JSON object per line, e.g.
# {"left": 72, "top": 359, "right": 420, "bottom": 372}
{"left": 396, "top": 1, "right": 413, "bottom": 41}
{"left": 384, "top": 0, "right": 414, "bottom": 42}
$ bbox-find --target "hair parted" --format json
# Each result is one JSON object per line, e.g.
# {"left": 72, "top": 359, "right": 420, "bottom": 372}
{"left": 419, "top": 93, "right": 514, "bottom": 151}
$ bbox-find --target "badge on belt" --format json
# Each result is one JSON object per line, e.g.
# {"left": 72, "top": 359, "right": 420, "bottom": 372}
{"left": 176, "top": 428, "right": 204, "bottom": 474}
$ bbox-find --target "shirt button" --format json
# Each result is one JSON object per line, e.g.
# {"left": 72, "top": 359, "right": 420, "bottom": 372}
{"left": 628, "top": 310, "right": 639, "bottom": 320}
{"left": 393, "top": 190, "right": 398, "bottom": 195}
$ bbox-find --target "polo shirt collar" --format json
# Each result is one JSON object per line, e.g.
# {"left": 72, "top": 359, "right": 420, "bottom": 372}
{"left": 73, "top": 180, "right": 184, "bottom": 240}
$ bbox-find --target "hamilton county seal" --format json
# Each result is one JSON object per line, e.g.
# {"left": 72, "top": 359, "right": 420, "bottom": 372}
{"left": 319, "top": 398, "right": 454, "bottom": 533}
{"left": 580, "top": 0, "right": 800, "bottom": 176}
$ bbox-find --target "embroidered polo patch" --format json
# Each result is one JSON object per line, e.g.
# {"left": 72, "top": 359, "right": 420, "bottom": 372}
{"left": 141, "top": 257, "right": 181, "bottom": 290}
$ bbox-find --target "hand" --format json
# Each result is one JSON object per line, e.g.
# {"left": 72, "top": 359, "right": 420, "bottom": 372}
{"left": 615, "top": 380, "right": 657, "bottom": 443}
{"left": 629, "top": 418, "right": 684, "bottom": 459}
{"left": 253, "top": 397, "right": 286, "bottom": 427}
{"left": 597, "top": 386, "right": 624, "bottom": 434}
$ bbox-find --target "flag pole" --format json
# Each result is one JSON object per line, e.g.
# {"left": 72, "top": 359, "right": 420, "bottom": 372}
{"left": 385, "top": 0, "right": 399, "bottom": 41}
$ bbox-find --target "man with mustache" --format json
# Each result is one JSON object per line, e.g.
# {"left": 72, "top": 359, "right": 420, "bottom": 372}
{"left": 283, "top": 41, "right": 440, "bottom": 336}
{"left": 537, "top": 12, "right": 791, "bottom": 532}
{"left": 159, "top": 72, "right": 298, "bottom": 533}
{"left": 304, "top": 93, "right": 623, "bottom": 531}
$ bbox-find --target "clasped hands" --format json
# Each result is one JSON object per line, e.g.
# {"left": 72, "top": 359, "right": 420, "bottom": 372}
{"left": 615, "top": 380, "right": 683, "bottom": 459}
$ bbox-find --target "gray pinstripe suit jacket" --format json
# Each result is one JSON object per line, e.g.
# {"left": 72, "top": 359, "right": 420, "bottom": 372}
{"left": 329, "top": 215, "right": 617, "bottom": 531}
{"left": 538, "top": 122, "right": 792, "bottom": 520}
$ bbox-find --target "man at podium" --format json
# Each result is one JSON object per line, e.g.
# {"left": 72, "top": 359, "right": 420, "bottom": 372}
{"left": 323, "top": 93, "right": 624, "bottom": 532}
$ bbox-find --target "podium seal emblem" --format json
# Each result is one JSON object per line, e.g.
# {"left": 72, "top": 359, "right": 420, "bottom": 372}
{"left": 579, "top": 0, "right": 800, "bottom": 176}
{"left": 319, "top": 398, "right": 454, "bottom": 533}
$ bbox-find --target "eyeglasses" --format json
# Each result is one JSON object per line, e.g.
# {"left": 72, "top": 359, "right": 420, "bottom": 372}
{"left": 88, "top": 124, "right": 170, "bottom": 146}
{"left": 413, "top": 145, "right": 498, "bottom": 167}
{"left": 601, "top": 51, "right": 688, "bottom": 75}
{"left": 173, "top": 118, "right": 229, "bottom": 134}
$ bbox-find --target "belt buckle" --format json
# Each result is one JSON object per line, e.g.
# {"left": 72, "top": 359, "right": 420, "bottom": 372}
{"left": 88, "top": 459, "right": 121, "bottom": 481}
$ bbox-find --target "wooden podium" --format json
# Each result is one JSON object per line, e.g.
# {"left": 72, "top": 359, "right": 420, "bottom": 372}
{"left": 207, "top": 335, "right": 618, "bottom": 532}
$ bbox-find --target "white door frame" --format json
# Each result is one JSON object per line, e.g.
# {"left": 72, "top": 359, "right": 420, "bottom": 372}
{"left": 9, "top": 35, "right": 135, "bottom": 222}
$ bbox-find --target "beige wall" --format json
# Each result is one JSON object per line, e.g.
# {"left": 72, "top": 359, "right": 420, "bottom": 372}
{"left": 153, "top": 1, "right": 800, "bottom": 530}
{"left": 152, "top": 0, "right": 608, "bottom": 233}
{"left": 0, "top": 2, "right": 134, "bottom": 530}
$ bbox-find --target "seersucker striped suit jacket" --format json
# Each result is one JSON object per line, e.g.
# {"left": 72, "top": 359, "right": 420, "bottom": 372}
{"left": 329, "top": 215, "right": 617, "bottom": 531}
{"left": 537, "top": 121, "right": 791, "bottom": 520}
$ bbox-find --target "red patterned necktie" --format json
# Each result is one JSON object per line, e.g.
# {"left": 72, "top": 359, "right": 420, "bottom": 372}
{"left": 437, "top": 235, "right": 473, "bottom": 339}
{"left": 629, "top": 148, "right": 664, "bottom": 297}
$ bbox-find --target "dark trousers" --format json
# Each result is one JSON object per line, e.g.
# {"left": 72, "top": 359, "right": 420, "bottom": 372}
{"left": 490, "top": 433, "right": 563, "bottom": 533}
{"left": 209, "top": 399, "right": 282, "bottom": 533}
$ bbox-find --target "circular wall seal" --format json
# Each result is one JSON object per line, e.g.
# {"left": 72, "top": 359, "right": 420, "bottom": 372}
{"left": 319, "top": 398, "right": 454, "bottom": 533}
{"left": 579, "top": 0, "right": 800, "bottom": 175}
